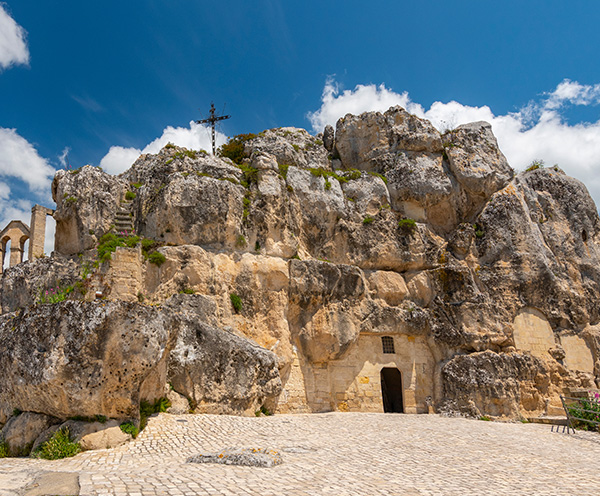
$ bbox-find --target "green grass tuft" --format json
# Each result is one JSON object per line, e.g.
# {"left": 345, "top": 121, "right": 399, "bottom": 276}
{"left": 148, "top": 251, "right": 166, "bottom": 266}
{"left": 139, "top": 397, "right": 171, "bottom": 431}
{"left": 230, "top": 292, "right": 242, "bottom": 313}
{"left": 526, "top": 159, "right": 544, "bottom": 172}
{"left": 32, "top": 428, "right": 81, "bottom": 460}
{"left": 278, "top": 163, "right": 290, "bottom": 179}
{"left": 367, "top": 171, "right": 388, "bottom": 184}
{"left": 0, "top": 439, "right": 9, "bottom": 458}
{"left": 398, "top": 218, "right": 417, "bottom": 234}
{"left": 119, "top": 421, "right": 139, "bottom": 439}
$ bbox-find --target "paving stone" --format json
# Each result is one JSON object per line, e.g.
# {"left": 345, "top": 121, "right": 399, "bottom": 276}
{"left": 1, "top": 413, "right": 600, "bottom": 495}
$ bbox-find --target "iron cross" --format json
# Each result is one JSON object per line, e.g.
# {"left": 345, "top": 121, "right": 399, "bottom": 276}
{"left": 196, "top": 103, "right": 231, "bottom": 155}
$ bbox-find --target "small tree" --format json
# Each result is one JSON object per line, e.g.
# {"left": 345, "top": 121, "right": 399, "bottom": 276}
{"left": 218, "top": 134, "right": 257, "bottom": 164}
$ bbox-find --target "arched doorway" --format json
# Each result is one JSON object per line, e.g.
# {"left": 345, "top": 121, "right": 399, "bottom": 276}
{"left": 381, "top": 367, "right": 403, "bottom": 413}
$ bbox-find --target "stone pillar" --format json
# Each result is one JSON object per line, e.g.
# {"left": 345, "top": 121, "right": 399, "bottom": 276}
{"left": 10, "top": 243, "right": 23, "bottom": 267}
{"left": 29, "top": 205, "right": 54, "bottom": 260}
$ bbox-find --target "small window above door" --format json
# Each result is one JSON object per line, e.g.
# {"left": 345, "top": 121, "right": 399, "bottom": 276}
{"left": 381, "top": 336, "right": 395, "bottom": 354}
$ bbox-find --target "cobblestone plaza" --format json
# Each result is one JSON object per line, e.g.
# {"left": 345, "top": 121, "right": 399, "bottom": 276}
{"left": 2, "top": 412, "right": 600, "bottom": 496}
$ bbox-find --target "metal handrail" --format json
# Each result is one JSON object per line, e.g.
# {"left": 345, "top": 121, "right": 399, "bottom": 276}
{"left": 554, "top": 395, "right": 600, "bottom": 434}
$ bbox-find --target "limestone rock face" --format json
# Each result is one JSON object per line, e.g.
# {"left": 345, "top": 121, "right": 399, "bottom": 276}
{"left": 0, "top": 412, "right": 60, "bottom": 456}
{"left": 243, "top": 127, "right": 329, "bottom": 169}
{"left": 288, "top": 260, "right": 366, "bottom": 363}
{"left": 0, "top": 301, "right": 170, "bottom": 423}
{"left": 0, "top": 298, "right": 281, "bottom": 424}
{"left": 0, "top": 257, "right": 80, "bottom": 314}
{"left": 4, "top": 104, "right": 600, "bottom": 422}
{"left": 476, "top": 167, "right": 600, "bottom": 330}
{"left": 53, "top": 166, "right": 128, "bottom": 255}
{"left": 445, "top": 122, "right": 513, "bottom": 199}
{"left": 441, "top": 351, "right": 547, "bottom": 417}
{"left": 167, "top": 319, "right": 281, "bottom": 415}
{"left": 333, "top": 107, "right": 514, "bottom": 232}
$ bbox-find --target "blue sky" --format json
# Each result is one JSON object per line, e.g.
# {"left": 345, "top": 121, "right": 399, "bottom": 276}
{"left": 2, "top": 0, "right": 600, "bottom": 249}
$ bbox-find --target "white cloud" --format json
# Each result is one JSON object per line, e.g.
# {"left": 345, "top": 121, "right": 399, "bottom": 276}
{"left": 99, "top": 121, "right": 227, "bottom": 175}
{"left": 71, "top": 94, "right": 104, "bottom": 113}
{"left": 307, "top": 77, "right": 425, "bottom": 131}
{"left": 58, "top": 146, "right": 70, "bottom": 168}
{"left": 543, "top": 79, "right": 600, "bottom": 110}
{"left": 100, "top": 146, "right": 142, "bottom": 175}
{"left": 0, "top": 128, "right": 55, "bottom": 193}
{"left": 308, "top": 78, "right": 600, "bottom": 207}
{"left": 0, "top": 4, "right": 29, "bottom": 70}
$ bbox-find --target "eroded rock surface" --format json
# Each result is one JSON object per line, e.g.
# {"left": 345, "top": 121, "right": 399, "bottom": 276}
{"left": 0, "top": 298, "right": 281, "bottom": 426}
{"left": 2, "top": 105, "right": 600, "bottom": 427}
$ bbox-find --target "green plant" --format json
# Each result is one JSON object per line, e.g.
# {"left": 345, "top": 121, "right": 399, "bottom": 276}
{"left": 141, "top": 238, "right": 157, "bottom": 255}
{"left": 238, "top": 164, "right": 259, "bottom": 187}
{"left": 309, "top": 167, "right": 348, "bottom": 190}
{"left": 230, "top": 292, "right": 242, "bottom": 313}
{"left": 254, "top": 240, "right": 261, "bottom": 252}
{"left": 236, "top": 234, "right": 247, "bottom": 248}
{"left": 131, "top": 182, "right": 143, "bottom": 189}
{"left": 137, "top": 291, "right": 145, "bottom": 303}
{"left": 32, "top": 428, "right": 81, "bottom": 460}
{"left": 368, "top": 171, "right": 388, "bottom": 184}
{"left": 37, "top": 284, "right": 74, "bottom": 304}
{"left": 119, "top": 421, "right": 139, "bottom": 439}
{"left": 526, "top": 159, "right": 545, "bottom": 172}
{"left": 345, "top": 169, "right": 362, "bottom": 180}
{"left": 255, "top": 405, "right": 272, "bottom": 416}
{"left": 148, "top": 251, "right": 166, "bottom": 266}
{"left": 220, "top": 177, "right": 239, "bottom": 185}
{"left": 0, "top": 439, "right": 9, "bottom": 458}
{"left": 67, "top": 414, "right": 107, "bottom": 423}
{"left": 567, "top": 394, "right": 600, "bottom": 431}
{"left": 218, "top": 133, "right": 257, "bottom": 164}
{"left": 479, "top": 415, "right": 492, "bottom": 421}
{"left": 278, "top": 163, "right": 290, "bottom": 179}
{"left": 179, "top": 288, "right": 195, "bottom": 295}
{"left": 292, "top": 144, "right": 300, "bottom": 152}
{"left": 139, "top": 397, "right": 171, "bottom": 431}
{"left": 124, "top": 235, "right": 140, "bottom": 248}
{"left": 97, "top": 232, "right": 140, "bottom": 262}
{"left": 473, "top": 224, "right": 485, "bottom": 239}
{"left": 363, "top": 215, "right": 375, "bottom": 225}
{"left": 398, "top": 218, "right": 417, "bottom": 234}
{"left": 64, "top": 196, "right": 78, "bottom": 205}
{"left": 165, "top": 142, "right": 176, "bottom": 149}
{"left": 125, "top": 191, "right": 136, "bottom": 201}
{"left": 12, "top": 408, "right": 22, "bottom": 417}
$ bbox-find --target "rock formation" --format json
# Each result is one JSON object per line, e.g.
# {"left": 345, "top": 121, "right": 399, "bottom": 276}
{"left": 1, "top": 106, "right": 599, "bottom": 452}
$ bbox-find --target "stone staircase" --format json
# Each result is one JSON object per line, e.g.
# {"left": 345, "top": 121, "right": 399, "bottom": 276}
{"left": 114, "top": 200, "right": 134, "bottom": 235}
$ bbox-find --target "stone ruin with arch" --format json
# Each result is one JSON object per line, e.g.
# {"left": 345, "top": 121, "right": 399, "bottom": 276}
{"left": 0, "top": 205, "right": 54, "bottom": 271}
